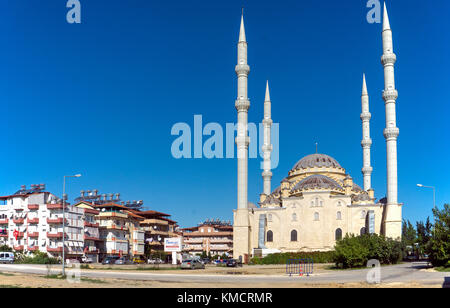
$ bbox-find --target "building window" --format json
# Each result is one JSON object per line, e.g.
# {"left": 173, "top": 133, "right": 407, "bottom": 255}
{"left": 268, "top": 214, "right": 273, "bottom": 222}
{"left": 314, "top": 212, "right": 319, "bottom": 221}
{"left": 361, "top": 210, "right": 366, "bottom": 219}
{"left": 360, "top": 227, "right": 367, "bottom": 236}
{"left": 266, "top": 230, "right": 273, "bottom": 242}
{"left": 290, "top": 230, "right": 297, "bottom": 242}
{"left": 337, "top": 201, "right": 342, "bottom": 207}
{"left": 337, "top": 211, "right": 342, "bottom": 220}
{"left": 292, "top": 213, "right": 297, "bottom": 222}
{"left": 335, "top": 228, "right": 342, "bottom": 241}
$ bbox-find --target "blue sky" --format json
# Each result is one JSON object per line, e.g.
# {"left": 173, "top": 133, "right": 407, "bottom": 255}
{"left": 0, "top": 0, "right": 448, "bottom": 228}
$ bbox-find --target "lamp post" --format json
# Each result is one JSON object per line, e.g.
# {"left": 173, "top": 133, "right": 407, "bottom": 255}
{"left": 62, "top": 174, "right": 81, "bottom": 276}
{"left": 416, "top": 184, "right": 436, "bottom": 210}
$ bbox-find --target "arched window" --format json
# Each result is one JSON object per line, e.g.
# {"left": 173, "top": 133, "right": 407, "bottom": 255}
{"left": 268, "top": 214, "right": 273, "bottom": 222}
{"left": 314, "top": 212, "right": 319, "bottom": 221}
{"left": 361, "top": 210, "right": 366, "bottom": 219}
{"left": 315, "top": 197, "right": 319, "bottom": 207}
{"left": 291, "top": 230, "right": 298, "bottom": 242}
{"left": 337, "top": 211, "right": 342, "bottom": 220}
{"left": 292, "top": 213, "right": 297, "bottom": 222}
{"left": 337, "top": 201, "right": 342, "bottom": 207}
{"left": 266, "top": 230, "right": 273, "bottom": 242}
{"left": 335, "top": 228, "right": 342, "bottom": 241}
{"left": 360, "top": 227, "right": 367, "bottom": 236}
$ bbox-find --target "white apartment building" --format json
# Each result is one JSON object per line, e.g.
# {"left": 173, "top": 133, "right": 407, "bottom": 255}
{"left": 0, "top": 185, "right": 84, "bottom": 259}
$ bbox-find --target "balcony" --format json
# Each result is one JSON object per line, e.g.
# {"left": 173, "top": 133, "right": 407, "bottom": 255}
{"left": 47, "top": 246, "right": 67, "bottom": 253}
{"left": 47, "top": 232, "right": 66, "bottom": 239}
{"left": 84, "top": 222, "right": 99, "bottom": 228}
{"left": 0, "top": 219, "right": 8, "bottom": 224}
{"left": 27, "top": 246, "right": 39, "bottom": 251}
{"left": 84, "top": 235, "right": 102, "bottom": 241}
{"left": 28, "top": 204, "right": 39, "bottom": 210}
{"left": 102, "top": 224, "right": 128, "bottom": 231}
{"left": 0, "top": 232, "right": 7, "bottom": 238}
{"left": 84, "top": 208, "right": 99, "bottom": 215}
{"left": 27, "top": 232, "right": 40, "bottom": 238}
{"left": 14, "top": 245, "right": 24, "bottom": 251}
{"left": 27, "top": 218, "right": 39, "bottom": 224}
{"left": 47, "top": 217, "right": 67, "bottom": 224}
{"left": 46, "top": 204, "right": 66, "bottom": 210}
{"left": 16, "top": 232, "right": 25, "bottom": 238}
{"left": 13, "top": 218, "right": 25, "bottom": 224}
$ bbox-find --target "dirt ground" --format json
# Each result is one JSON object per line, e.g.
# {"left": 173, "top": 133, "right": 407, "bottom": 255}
{"left": 0, "top": 271, "right": 442, "bottom": 288}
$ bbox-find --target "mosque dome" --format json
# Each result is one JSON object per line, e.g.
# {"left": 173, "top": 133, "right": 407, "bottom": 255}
{"left": 291, "top": 154, "right": 342, "bottom": 171}
{"left": 292, "top": 174, "right": 344, "bottom": 191}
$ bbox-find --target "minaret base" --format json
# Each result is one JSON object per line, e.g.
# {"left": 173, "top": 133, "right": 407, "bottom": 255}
{"left": 382, "top": 203, "right": 402, "bottom": 240}
{"left": 233, "top": 208, "right": 251, "bottom": 262}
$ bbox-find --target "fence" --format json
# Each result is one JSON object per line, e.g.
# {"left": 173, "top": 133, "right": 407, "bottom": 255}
{"left": 286, "top": 259, "right": 314, "bottom": 277}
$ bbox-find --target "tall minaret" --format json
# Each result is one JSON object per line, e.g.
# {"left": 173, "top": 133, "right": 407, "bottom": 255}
{"left": 381, "top": 3, "right": 402, "bottom": 240}
{"left": 262, "top": 81, "right": 273, "bottom": 195}
{"left": 233, "top": 11, "right": 251, "bottom": 260}
{"left": 361, "top": 74, "right": 373, "bottom": 191}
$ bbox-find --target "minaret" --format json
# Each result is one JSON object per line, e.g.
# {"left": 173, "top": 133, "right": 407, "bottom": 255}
{"left": 361, "top": 74, "right": 373, "bottom": 191}
{"left": 381, "top": 3, "right": 402, "bottom": 240}
{"left": 262, "top": 81, "right": 273, "bottom": 195}
{"left": 233, "top": 11, "right": 251, "bottom": 260}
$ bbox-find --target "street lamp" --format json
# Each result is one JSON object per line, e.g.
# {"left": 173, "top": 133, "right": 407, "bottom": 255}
{"left": 416, "top": 184, "right": 436, "bottom": 210}
{"left": 62, "top": 174, "right": 81, "bottom": 276}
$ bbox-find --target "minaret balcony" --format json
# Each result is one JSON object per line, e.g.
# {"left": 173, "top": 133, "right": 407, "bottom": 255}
{"left": 360, "top": 112, "right": 372, "bottom": 121}
{"left": 235, "top": 64, "right": 250, "bottom": 75}
{"left": 383, "top": 127, "right": 400, "bottom": 140}
{"left": 381, "top": 53, "right": 397, "bottom": 65}
{"left": 361, "top": 139, "right": 373, "bottom": 148}
{"left": 382, "top": 89, "right": 398, "bottom": 102}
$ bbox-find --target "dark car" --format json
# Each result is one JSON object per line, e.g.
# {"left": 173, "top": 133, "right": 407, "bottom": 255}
{"left": 226, "top": 259, "right": 238, "bottom": 267}
{"left": 115, "top": 257, "right": 133, "bottom": 265}
{"left": 201, "top": 258, "right": 210, "bottom": 265}
{"left": 102, "top": 256, "right": 119, "bottom": 265}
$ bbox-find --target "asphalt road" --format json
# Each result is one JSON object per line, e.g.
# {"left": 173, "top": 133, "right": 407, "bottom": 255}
{"left": 0, "top": 262, "right": 448, "bottom": 286}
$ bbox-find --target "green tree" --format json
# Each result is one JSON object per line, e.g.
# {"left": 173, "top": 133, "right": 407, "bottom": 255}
{"left": 416, "top": 217, "right": 432, "bottom": 258}
{"left": 428, "top": 204, "right": 450, "bottom": 267}
{"left": 401, "top": 219, "right": 417, "bottom": 259}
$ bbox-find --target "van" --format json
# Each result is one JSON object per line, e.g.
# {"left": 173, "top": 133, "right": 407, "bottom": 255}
{"left": 0, "top": 252, "right": 14, "bottom": 264}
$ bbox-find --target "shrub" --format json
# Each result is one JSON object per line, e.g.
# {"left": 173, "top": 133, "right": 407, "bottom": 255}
{"left": 15, "top": 251, "right": 59, "bottom": 264}
{"left": 428, "top": 204, "right": 450, "bottom": 268}
{"left": 0, "top": 245, "right": 13, "bottom": 252}
{"left": 250, "top": 251, "right": 335, "bottom": 265}
{"left": 333, "top": 234, "right": 402, "bottom": 269}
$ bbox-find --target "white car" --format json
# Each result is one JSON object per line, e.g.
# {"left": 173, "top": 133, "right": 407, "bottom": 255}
{"left": 81, "top": 255, "right": 93, "bottom": 263}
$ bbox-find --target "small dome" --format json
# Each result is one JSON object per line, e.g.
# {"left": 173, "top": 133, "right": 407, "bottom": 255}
{"left": 292, "top": 174, "right": 343, "bottom": 191}
{"left": 292, "top": 154, "right": 342, "bottom": 171}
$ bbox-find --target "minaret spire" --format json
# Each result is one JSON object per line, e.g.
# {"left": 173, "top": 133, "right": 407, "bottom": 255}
{"left": 233, "top": 11, "right": 251, "bottom": 260}
{"left": 361, "top": 73, "right": 373, "bottom": 191}
{"left": 262, "top": 81, "right": 273, "bottom": 195}
{"left": 381, "top": 2, "right": 401, "bottom": 239}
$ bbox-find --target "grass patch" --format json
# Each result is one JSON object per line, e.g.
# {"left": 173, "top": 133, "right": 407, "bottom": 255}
{"left": 434, "top": 267, "right": 450, "bottom": 272}
{"left": 80, "top": 277, "right": 108, "bottom": 284}
{"left": 0, "top": 272, "right": 15, "bottom": 276}
{"left": 45, "top": 274, "right": 66, "bottom": 280}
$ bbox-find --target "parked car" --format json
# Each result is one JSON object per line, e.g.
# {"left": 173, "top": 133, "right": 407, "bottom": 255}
{"left": 0, "top": 252, "right": 14, "bottom": 264}
{"left": 201, "top": 258, "right": 210, "bottom": 264}
{"left": 148, "top": 258, "right": 163, "bottom": 264}
{"left": 115, "top": 257, "right": 132, "bottom": 265}
{"left": 102, "top": 256, "right": 119, "bottom": 265}
{"left": 132, "top": 257, "right": 146, "bottom": 264}
{"left": 81, "top": 255, "right": 93, "bottom": 264}
{"left": 226, "top": 259, "right": 238, "bottom": 267}
{"left": 181, "top": 259, "right": 205, "bottom": 270}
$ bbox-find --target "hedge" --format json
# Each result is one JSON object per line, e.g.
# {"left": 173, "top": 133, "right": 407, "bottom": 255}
{"left": 250, "top": 251, "right": 335, "bottom": 265}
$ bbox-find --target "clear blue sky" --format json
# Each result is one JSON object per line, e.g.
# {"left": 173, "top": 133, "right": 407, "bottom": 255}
{"left": 0, "top": 0, "right": 449, "bottom": 228}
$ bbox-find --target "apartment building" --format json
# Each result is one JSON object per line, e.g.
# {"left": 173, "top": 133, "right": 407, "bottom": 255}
{"left": 0, "top": 184, "right": 84, "bottom": 259}
{"left": 182, "top": 219, "right": 233, "bottom": 257}
{"left": 137, "top": 210, "right": 179, "bottom": 255}
{"left": 74, "top": 201, "right": 102, "bottom": 263}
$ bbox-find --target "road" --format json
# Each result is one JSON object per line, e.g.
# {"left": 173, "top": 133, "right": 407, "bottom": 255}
{"left": 0, "top": 262, "right": 448, "bottom": 286}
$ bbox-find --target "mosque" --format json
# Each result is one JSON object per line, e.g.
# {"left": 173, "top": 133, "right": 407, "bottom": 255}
{"left": 232, "top": 4, "right": 403, "bottom": 261}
